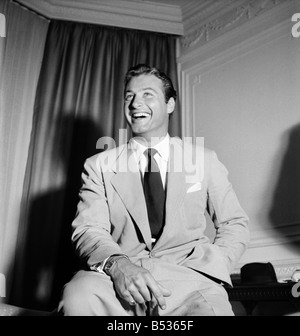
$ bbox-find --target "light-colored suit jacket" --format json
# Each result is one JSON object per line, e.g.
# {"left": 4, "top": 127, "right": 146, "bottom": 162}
{"left": 72, "top": 137, "right": 250, "bottom": 286}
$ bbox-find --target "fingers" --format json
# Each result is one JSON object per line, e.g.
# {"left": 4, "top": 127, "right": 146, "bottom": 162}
{"left": 120, "top": 289, "right": 136, "bottom": 306}
{"left": 120, "top": 282, "right": 152, "bottom": 306}
{"left": 111, "top": 260, "right": 171, "bottom": 310}
{"left": 129, "top": 286, "right": 150, "bottom": 305}
{"left": 148, "top": 282, "right": 171, "bottom": 310}
{"left": 123, "top": 278, "right": 171, "bottom": 311}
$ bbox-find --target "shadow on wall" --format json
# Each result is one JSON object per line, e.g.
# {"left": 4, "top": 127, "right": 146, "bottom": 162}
{"left": 12, "top": 114, "right": 106, "bottom": 311}
{"left": 269, "top": 122, "right": 300, "bottom": 253}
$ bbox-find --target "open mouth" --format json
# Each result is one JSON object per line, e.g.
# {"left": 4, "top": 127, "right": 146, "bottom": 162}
{"left": 131, "top": 112, "right": 150, "bottom": 120}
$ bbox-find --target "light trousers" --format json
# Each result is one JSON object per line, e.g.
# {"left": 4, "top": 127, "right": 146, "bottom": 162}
{"left": 58, "top": 258, "right": 234, "bottom": 316}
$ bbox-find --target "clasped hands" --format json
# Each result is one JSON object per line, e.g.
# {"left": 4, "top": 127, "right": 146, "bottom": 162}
{"left": 108, "top": 257, "right": 171, "bottom": 310}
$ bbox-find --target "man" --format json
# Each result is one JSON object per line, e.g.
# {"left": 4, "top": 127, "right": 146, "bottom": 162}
{"left": 58, "top": 64, "right": 250, "bottom": 316}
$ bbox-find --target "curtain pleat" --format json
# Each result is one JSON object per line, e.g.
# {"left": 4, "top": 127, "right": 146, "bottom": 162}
{"left": 11, "top": 21, "right": 180, "bottom": 310}
{"left": 0, "top": 0, "right": 49, "bottom": 304}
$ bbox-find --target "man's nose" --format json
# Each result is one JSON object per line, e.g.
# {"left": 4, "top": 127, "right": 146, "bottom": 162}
{"left": 130, "top": 95, "right": 143, "bottom": 108}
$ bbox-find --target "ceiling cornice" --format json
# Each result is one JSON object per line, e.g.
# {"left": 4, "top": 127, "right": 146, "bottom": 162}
{"left": 180, "top": 0, "right": 296, "bottom": 53}
{"left": 16, "top": 0, "right": 184, "bottom": 35}
{"left": 16, "top": 0, "right": 291, "bottom": 43}
{"left": 182, "top": 0, "right": 239, "bottom": 33}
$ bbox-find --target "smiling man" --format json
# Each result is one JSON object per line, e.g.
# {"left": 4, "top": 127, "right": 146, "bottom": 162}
{"left": 58, "top": 64, "right": 250, "bottom": 316}
{"left": 124, "top": 67, "right": 175, "bottom": 146}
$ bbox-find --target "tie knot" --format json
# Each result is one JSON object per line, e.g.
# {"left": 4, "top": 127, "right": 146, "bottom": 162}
{"left": 145, "top": 148, "right": 158, "bottom": 159}
{"left": 144, "top": 148, "right": 159, "bottom": 173}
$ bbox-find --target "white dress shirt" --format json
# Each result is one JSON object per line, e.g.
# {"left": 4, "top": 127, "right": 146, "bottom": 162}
{"left": 128, "top": 134, "right": 170, "bottom": 189}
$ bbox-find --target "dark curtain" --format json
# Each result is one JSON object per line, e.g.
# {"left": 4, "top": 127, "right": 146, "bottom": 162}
{"left": 10, "top": 20, "right": 181, "bottom": 311}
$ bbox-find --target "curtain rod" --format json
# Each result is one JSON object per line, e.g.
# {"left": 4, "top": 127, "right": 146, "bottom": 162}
{"left": 10, "top": 0, "right": 51, "bottom": 21}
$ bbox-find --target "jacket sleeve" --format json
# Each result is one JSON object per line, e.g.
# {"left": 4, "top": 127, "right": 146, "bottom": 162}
{"left": 206, "top": 151, "right": 250, "bottom": 273}
{"left": 71, "top": 154, "right": 123, "bottom": 267}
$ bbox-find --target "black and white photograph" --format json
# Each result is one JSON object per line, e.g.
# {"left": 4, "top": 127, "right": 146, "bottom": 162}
{"left": 0, "top": 0, "right": 300, "bottom": 320}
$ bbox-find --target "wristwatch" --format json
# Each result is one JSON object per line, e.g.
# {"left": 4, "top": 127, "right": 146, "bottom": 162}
{"left": 90, "top": 258, "right": 108, "bottom": 274}
{"left": 91, "top": 254, "right": 129, "bottom": 275}
{"left": 103, "top": 254, "right": 129, "bottom": 275}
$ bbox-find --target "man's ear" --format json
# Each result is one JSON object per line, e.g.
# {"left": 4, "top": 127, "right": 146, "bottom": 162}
{"left": 167, "top": 97, "right": 175, "bottom": 114}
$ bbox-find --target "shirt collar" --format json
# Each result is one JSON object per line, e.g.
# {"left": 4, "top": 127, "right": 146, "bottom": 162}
{"left": 129, "top": 134, "right": 170, "bottom": 162}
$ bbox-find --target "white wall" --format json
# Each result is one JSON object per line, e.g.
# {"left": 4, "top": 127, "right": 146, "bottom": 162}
{"left": 178, "top": 0, "right": 300, "bottom": 280}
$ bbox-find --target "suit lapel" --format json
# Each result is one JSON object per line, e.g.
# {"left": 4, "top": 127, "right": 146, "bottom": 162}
{"left": 110, "top": 145, "right": 152, "bottom": 250}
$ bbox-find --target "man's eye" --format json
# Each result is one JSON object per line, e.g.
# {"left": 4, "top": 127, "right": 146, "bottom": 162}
{"left": 125, "top": 94, "right": 133, "bottom": 101}
{"left": 144, "top": 92, "right": 153, "bottom": 97}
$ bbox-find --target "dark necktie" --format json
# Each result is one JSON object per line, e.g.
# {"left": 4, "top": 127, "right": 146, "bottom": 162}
{"left": 143, "top": 148, "right": 166, "bottom": 241}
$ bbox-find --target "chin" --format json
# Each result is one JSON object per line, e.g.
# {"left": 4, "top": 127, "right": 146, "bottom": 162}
{"left": 131, "top": 125, "right": 149, "bottom": 135}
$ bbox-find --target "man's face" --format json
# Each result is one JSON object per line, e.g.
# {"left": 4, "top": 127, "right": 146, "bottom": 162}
{"left": 124, "top": 74, "right": 175, "bottom": 143}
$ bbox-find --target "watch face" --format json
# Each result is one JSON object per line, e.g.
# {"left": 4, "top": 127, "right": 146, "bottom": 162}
{"left": 105, "top": 260, "right": 114, "bottom": 271}
{"left": 104, "top": 255, "right": 127, "bottom": 274}
{"left": 104, "top": 258, "right": 117, "bottom": 274}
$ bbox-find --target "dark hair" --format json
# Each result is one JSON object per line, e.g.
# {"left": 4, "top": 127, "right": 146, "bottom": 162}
{"left": 124, "top": 64, "right": 177, "bottom": 103}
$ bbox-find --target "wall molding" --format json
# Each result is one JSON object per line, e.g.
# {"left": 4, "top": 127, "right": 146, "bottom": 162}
{"left": 234, "top": 223, "right": 300, "bottom": 279}
{"left": 16, "top": 0, "right": 184, "bottom": 35}
{"left": 274, "top": 259, "right": 300, "bottom": 281}
{"left": 179, "top": 0, "right": 299, "bottom": 65}
{"left": 179, "top": 6, "right": 296, "bottom": 139}
{"left": 233, "top": 258, "right": 300, "bottom": 282}
{"left": 180, "top": 0, "right": 296, "bottom": 55}
{"left": 178, "top": 1, "right": 300, "bottom": 281}
{"left": 17, "top": 0, "right": 297, "bottom": 40}
{"left": 182, "top": 0, "right": 237, "bottom": 31}
{"left": 182, "top": 18, "right": 300, "bottom": 275}
{"left": 248, "top": 223, "right": 300, "bottom": 249}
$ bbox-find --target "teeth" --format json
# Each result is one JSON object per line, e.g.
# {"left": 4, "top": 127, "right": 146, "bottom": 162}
{"left": 132, "top": 112, "right": 149, "bottom": 118}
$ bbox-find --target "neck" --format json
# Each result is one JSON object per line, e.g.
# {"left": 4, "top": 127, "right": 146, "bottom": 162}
{"left": 132, "top": 134, "right": 167, "bottom": 147}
